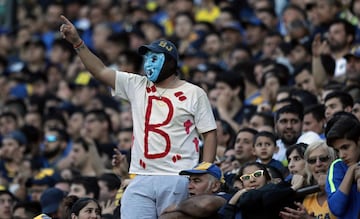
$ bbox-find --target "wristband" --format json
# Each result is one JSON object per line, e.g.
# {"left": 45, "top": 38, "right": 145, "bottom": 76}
{"left": 73, "top": 40, "right": 84, "bottom": 49}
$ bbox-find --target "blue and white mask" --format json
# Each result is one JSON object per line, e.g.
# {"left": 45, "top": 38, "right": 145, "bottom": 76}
{"left": 143, "top": 51, "right": 165, "bottom": 82}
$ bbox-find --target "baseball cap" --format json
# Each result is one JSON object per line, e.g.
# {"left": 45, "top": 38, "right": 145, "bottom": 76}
{"left": 344, "top": 45, "right": 360, "bottom": 60}
{"left": 3, "top": 130, "right": 27, "bottom": 145}
{"left": 40, "top": 188, "right": 66, "bottom": 214}
{"left": 221, "top": 21, "right": 244, "bottom": 34}
{"left": 179, "top": 162, "right": 225, "bottom": 183}
{"left": 138, "top": 39, "right": 179, "bottom": 63}
{"left": 241, "top": 16, "right": 267, "bottom": 30}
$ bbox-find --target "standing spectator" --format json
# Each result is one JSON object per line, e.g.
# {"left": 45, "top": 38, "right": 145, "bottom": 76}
{"left": 325, "top": 112, "right": 360, "bottom": 218}
{"left": 60, "top": 15, "right": 217, "bottom": 219}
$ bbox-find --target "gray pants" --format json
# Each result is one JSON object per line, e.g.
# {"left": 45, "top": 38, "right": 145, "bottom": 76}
{"left": 120, "top": 175, "right": 189, "bottom": 219}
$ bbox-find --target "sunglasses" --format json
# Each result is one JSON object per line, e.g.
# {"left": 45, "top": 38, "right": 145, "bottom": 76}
{"left": 45, "top": 135, "right": 58, "bottom": 143}
{"left": 240, "top": 170, "right": 264, "bottom": 181}
{"left": 307, "top": 155, "right": 330, "bottom": 164}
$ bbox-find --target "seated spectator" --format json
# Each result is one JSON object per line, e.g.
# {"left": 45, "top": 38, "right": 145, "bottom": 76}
{"left": 253, "top": 131, "right": 288, "bottom": 177}
{"left": 160, "top": 162, "right": 228, "bottom": 219}
{"left": 221, "top": 162, "right": 305, "bottom": 219}
{"left": 324, "top": 112, "right": 360, "bottom": 218}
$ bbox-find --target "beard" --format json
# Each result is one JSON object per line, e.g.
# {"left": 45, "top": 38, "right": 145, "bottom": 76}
{"left": 44, "top": 146, "right": 62, "bottom": 159}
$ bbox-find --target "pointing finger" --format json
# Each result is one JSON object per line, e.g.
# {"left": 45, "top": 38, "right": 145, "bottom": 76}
{"left": 60, "top": 15, "right": 71, "bottom": 25}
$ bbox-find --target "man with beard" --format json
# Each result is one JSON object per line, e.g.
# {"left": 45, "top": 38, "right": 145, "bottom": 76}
{"left": 40, "top": 128, "right": 69, "bottom": 168}
{"left": 273, "top": 102, "right": 304, "bottom": 166}
{"left": 313, "top": 19, "right": 356, "bottom": 85}
{"left": 343, "top": 45, "right": 360, "bottom": 86}
{"left": 0, "top": 131, "right": 27, "bottom": 184}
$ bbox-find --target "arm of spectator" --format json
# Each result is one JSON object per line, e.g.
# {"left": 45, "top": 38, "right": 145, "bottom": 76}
{"left": 59, "top": 15, "right": 116, "bottom": 89}
{"left": 162, "top": 194, "right": 226, "bottom": 218}
{"left": 228, "top": 189, "right": 247, "bottom": 205}
{"left": 326, "top": 160, "right": 357, "bottom": 217}
{"left": 215, "top": 91, "right": 241, "bottom": 132}
{"left": 201, "top": 130, "right": 217, "bottom": 163}
{"left": 312, "top": 33, "right": 330, "bottom": 89}
{"left": 355, "top": 164, "right": 360, "bottom": 191}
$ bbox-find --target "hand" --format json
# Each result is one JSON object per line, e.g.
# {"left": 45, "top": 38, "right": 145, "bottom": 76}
{"left": 354, "top": 164, "right": 360, "bottom": 191}
{"left": 311, "top": 33, "right": 330, "bottom": 57}
{"left": 291, "top": 174, "right": 305, "bottom": 191}
{"left": 279, "top": 202, "right": 313, "bottom": 219}
{"left": 59, "top": 15, "right": 82, "bottom": 45}
{"left": 100, "top": 199, "right": 117, "bottom": 215}
{"left": 112, "top": 148, "right": 129, "bottom": 178}
{"left": 317, "top": 174, "right": 327, "bottom": 187}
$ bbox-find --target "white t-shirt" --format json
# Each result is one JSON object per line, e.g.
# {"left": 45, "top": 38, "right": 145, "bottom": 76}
{"left": 113, "top": 71, "right": 217, "bottom": 175}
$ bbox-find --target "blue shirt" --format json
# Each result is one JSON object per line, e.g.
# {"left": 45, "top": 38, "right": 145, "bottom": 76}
{"left": 326, "top": 159, "right": 360, "bottom": 218}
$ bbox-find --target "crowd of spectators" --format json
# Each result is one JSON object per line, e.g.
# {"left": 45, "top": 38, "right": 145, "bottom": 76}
{"left": 0, "top": 0, "right": 359, "bottom": 218}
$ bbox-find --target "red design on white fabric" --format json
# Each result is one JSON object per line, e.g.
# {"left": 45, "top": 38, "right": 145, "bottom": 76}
{"left": 174, "top": 91, "right": 187, "bottom": 101}
{"left": 144, "top": 96, "right": 174, "bottom": 159}
{"left": 139, "top": 159, "right": 146, "bottom": 169}
{"left": 183, "top": 119, "right": 193, "bottom": 134}
{"left": 172, "top": 154, "right": 182, "bottom": 163}
{"left": 193, "top": 137, "right": 199, "bottom": 152}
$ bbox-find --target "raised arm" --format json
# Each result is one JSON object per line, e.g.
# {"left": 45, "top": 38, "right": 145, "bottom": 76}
{"left": 59, "top": 15, "right": 116, "bottom": 89}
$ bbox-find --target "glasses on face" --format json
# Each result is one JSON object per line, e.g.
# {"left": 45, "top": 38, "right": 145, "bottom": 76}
{"left": 240, "top": 170, "right": 264, "bottom": 181}
{"left": 307, "top": 155, "right": 330, "bottom": 164}
{"left": 45, "top": 135, "right": 57, "bottom": 143}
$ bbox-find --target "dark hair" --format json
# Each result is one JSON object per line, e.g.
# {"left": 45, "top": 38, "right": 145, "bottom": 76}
{"left": 232, "top": 61, "right": 257, "bottom": 86}
{"left": 216, "top": 71, "right": 245, "bottom": 101}
{"left": 217, "top": 119, "right": 236, "bottom": 149}
{"left": 286, "top": 143, "right": 308, "bottom": 161}
{"left": 254, "top": 131, "right": 276, "bottom": 146}
{"left": 293, "top": 62, "right": 312, "bottom": 78}
{"left": 330, "top": 19, "right": 356, "bottom": 44}
{"left": 237, "top": 127, "right": 258, "bottom": 137}
{"left": 324, "top": 90, "right": 354, "bottom": 109}
{"left": 325, "top": 112, "right": 360, "bottom": 147}
{"left": 70, "top": 197, "right": 101, "bottom": 216}
{"left": 13, "top": 201, "right": 42, "bottom": 218}
{"left": 85, "top": 109, "right": 113, "bottom": 133}
{"left": 304, "top": 104, "right": 325, "bottom": 121}
{"left": 250, "top": 112, "right": 275, "bottom": 128}
{"left": 275, "top": 100, "right": 304, "bottom": 121}
{"left": 71, "top": 176, "right": 100, "bottom": 200}
{"left": 239, "top": 162, "right": 272, "bottom": 182}
{"left": 98, "top": 173, "right": 121, "bottom": 191}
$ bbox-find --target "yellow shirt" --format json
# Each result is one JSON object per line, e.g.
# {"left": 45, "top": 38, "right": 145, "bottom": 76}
{"left": 303, "top": 193, "right": 337, "bottom": 219}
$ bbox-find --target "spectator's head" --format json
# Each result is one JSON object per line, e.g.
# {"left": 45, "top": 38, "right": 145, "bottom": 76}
{"left": 97, "top": 173, "right": 121, "bottom": 202}
{"left": 253, "top": 131, "right": 277, "bottom": 163}
{"left": 344, "top": 45, "right": 360, "bottom": 84}
{"left": 215, "top": 71, "right": 245, "bottom": 101}
{"left": 68, "top": 176, "right": 100, "bottom": 200}
{"left": 286, "top": 143, "right": 308, "bottom": 176}
{"left": 275, "top": 103, "right": 304, "bottom": 146}
{"left": 293, "top": 62, "right": 318, "bottom": 95}
{"left": 0, "top": 190, "right": 16, "bottom": 219}
{"left": 70, "top": 197, "right": 101, "bottom": 219}
{"left": 324, "top": 90, "right": 353, "bottom": 121}
{"left": 303, "top": 104, "right": 326, "bottom": 134}
{"left": 138, "top": 39, "right": 179, "bottom": 83}
{"left": 40, "top": 187, "right": 66, "bottom": 216}
{"left": 325, "top": 112, "right": 360, "bottom": 166}
{"left": 180, "top": 162, "right": 224, "bottom": 196}
{"left": 233, "top": 128, "right": 258, "bottom": 164}
{"left": 327, "top": 18, "right": 355, "bottom": 52}
{"left": 304, "top": 141, "right": 335, "bottom": 185}
{"left": 12, "top": 201, "right": 42, "bottom": 219}
{"left": 238, "top": 162, "right": 271, "bottom": 190}
{"left": 43, "top": 127, "right": 69, "bottom": 160}
{"left": 1, "top": 130, "right": 27, "bottom": 161}
{"left": 248, "top": 112, "right": 275, "bottom": 133}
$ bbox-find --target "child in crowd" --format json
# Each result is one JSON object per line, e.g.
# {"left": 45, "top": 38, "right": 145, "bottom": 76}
{"left": 253, "top": 131, "right": 287, "bottom": 177}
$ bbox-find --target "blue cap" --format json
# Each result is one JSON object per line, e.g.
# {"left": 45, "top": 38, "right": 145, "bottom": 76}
{"left": 242, "top": 16, "right": 267, "bottom": 29}
{"left": 3, "top": 130, "right": 27, "bottom": 145}
{"left": 221, "top": 22, "right": 244, "bottom": 34}
{"left": 344, "top": 45, "right": 360, "bottom": 59}
{"left": 138, "top": 39, "right": 179, "bottom": 63}
{"left": 40, "top": 188, "right": 66, "bottom": 214}
{"left": 179, "top": 162, "right": 225, "bottom": 183}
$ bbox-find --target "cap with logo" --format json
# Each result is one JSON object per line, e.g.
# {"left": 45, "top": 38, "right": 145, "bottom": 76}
{"left": 138, "top": 39, "right": 179, "bottom": 63}
{"left": 179, "top": 162, "right": 225, "bottom": 183}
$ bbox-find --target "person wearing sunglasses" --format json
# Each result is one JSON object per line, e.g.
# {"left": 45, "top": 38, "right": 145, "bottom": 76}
{"left": 280, "top": 141, "right": 336, "bottom": 219}
{"left": 221, "top": 162, "right": 304, "bottom": 219}
{"left": 324, "top": 112, "right": 360, "bottom": 219}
